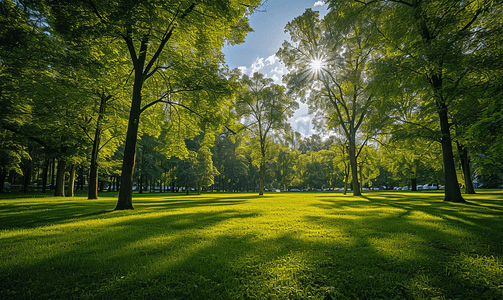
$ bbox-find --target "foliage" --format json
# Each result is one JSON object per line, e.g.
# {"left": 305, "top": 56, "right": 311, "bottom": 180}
{"left": 277, "top": 8, "right": 383, "bottom": 196}
{"left": 325, "top": 0, "right": 503, "bottom": 202}
{"left": 235, "top": 72, "right": 298, "bottom": 195}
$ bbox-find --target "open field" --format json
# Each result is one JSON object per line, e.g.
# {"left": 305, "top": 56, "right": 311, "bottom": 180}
{"left": 1, "top": 191, "right": 502, "bottom": 299}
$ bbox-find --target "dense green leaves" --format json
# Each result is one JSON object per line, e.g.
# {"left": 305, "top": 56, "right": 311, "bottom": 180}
{"left": 277, "top": 8, "right": 382, "bottom": 196}
{"left": 235, "top": 72, "right": 298, "bottom": 195}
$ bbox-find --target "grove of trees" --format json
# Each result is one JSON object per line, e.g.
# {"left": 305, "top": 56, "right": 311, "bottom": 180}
{"left": 1, "top": 0, "right": 502, "bottom": 207}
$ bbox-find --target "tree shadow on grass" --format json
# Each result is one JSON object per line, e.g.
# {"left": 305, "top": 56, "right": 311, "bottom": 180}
{"left": 0, "top": 209, "right": 261, "bottom": 299}
{"left": 0, "top": 202, "right": 112, "bottom": 230}
{"left": 308, "top": 192, "right": 503, "bottom": 298}
{"left": 1, "top": 193, "right": 502, "bottom": 299}
{"left": 0, "top": 194, "right": 268, "bottom": 231}
{"left": 134, "top": 194, "right": 271, "bottom": 210}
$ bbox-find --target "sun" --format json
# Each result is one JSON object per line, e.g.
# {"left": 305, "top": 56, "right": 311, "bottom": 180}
{"left": 310, "top": 58, "right": 324, "bottom": 72}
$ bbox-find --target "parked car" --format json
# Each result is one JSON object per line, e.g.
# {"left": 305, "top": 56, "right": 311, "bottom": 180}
{"left": 423, "top": 183, "right": 438, "bottom": 190}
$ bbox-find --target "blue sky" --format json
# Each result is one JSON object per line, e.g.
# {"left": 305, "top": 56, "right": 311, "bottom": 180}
{"left": 222, "top": 0, "right": 329, "bottom": 136}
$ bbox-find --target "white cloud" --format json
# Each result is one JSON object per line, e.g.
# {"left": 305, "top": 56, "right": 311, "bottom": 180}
{"left": 314, "top": 1, "right": 325, "bottom": 6}
{"left": 237, "top": 66, "right": 247, "bottom": 75}
{"left": 265, "top": 54, "right": 279, "bottom": 66}
{"left": 295, "top": 116, "right": 311, "bottom": 123}
{"left": 271, "top": 66, "right": 285, "bottom": 76}
{"left": 246, "top": 54, "right": 288, "bottom": 84}
{"left": 250, "top": 57, "right": 265, "bottom": 74}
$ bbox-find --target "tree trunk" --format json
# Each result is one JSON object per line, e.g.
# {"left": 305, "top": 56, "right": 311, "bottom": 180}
{"left": 259, "top": 160, "right": 265, "bottom": 195}
{"left": 438, "top": 102, "right": 465, "bottom": 202}
{"left": 115, "top": 36, "right": 151, "bottom": 210}
{"left": 88, "top": 141, "right": 99, "bottom": 199}
{"left": 51, "top": 157, "right": 55, "bottom": 190}
{"left": 359, "top": 163, "right": 363, "bottom": 193}
{"left": 349, "top": 138, "right": 361, "bottom": 196}
{"left": 457, "top": 142, "right": 475, "bottom": 194}
{"left": 88, "top": 94, "right": 108, "bottom": 200}
{"left": 343, "top": 163, "right": 349, "bottom": 195}
{"left": 79, "top": 166, "right": 84, "bottom": 190}
{"left": 411, "top": 177, "right": 417, "bottom": 191}
{"left": 67, "top": 164, "right": 76, "bottom": 197}
{"left": 22, "top": 158, "right": 31, "bottom": 193}
{"left": 139, "top": 173, "right": 143, "bottom": 194}
{"left": 54, "top": 158, "right": 66, "bottom": 197}
{"left": 41, "top": 158, "right": 49, "bottom": 193}
{"left": 0, "top": 168, "right": 5, "bottom": 193}
{"left": 99, "top": 180, "right": 105, "bottom": 193}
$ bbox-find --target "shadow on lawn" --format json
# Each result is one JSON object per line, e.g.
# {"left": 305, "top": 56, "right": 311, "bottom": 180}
{"left": 134, "top": 194, "right": 270, "bottom": 210}
{"left": 0, "top": 194, "right": 267, "bottom": 230}
{"left": 1, "top": 193, "right": 502, "bottom": 299}
{"left": 0, "top": 209, "right": 262, "bottom": 299}
{"left": 315, "top": 192, "right": 503, "bottom": 244}
{"left": 0, "top": 202, "right": 112, "bottom": 230}
{"left": 306, "top": 192, "right": 503, "bottom": 299}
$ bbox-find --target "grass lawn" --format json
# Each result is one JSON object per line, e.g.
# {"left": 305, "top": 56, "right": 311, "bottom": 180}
{"left": 1, "top": 190, "right": 502, "bottom": 299}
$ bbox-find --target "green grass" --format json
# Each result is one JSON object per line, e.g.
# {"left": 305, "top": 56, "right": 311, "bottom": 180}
{"left": 1, "top": 190, "right": 502, "bottom": 299}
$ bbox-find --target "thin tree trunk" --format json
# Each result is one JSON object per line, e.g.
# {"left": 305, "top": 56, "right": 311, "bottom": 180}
{"left": 88, "top": 94, "right": 108, "bottom": 200}
{"left": 359, "top": 163, "right": 363, "bottom": 192}
{"left": 411, "top": 177, "right": 417, "bottom": 191}
{"left": 139, "top": 173, "right": 143, "bottom": 194}
{"left": 259, "top": 160, "right": 265, "bottom": 195}
{"left": 41, "top": 158, "right": 49, "bottom": 193}
{"left": 22, "top": 158, "right": 31, "bottom": 193}
{"left": 343, "top": 163, "right": 349, "bottom": 195}
{"left": 78, "top": 166, "right": 84, "bottom": 190}
{"left": 99, "top": 180, "right": 105, "bottom": 193}
{"left": 54, "top": 158, "right": 66, "bottom": 197}
{"left": 51, "top": 157, "right": 55, "bottom": 190}
{"left": 349, "top": 138, "right": 361, "bottom": 196}
{"left": 0, "top": 168, "right": 6, "bottom": 193}
{"left": 457, "top": 142, "right": 476, "bottom": 194}
{"left": 67, "top": 164, "right": 76, "bottom": 197}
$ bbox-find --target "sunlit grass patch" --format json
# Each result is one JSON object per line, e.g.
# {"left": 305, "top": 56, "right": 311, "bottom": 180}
{"left": 0, "top": 191, "right": 502, "bottom": 299}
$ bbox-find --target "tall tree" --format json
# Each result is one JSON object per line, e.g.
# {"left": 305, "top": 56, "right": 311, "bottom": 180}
{"left": 326, "top": 0, "right": 503, "bottom": 202}
{"left": 235, "top": 72, "right": 298, "bottom": 195}
{"left": 195, "top": 145, "right": 219, "bottom": 194}
{"left": 277, "top": 8, "right": 380, "bottom": 196}
{"left": 45, "top": 0, "right": 261, "bottom": 209}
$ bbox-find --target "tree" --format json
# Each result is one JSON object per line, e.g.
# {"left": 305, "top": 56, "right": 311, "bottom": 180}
{"left": 235, "top": 72, "right": 298, "bottom": 195}
{"left": 326, "top": 0, "right": 503, "bottom": 202}
{"left": 212, "top": 133, "right": 251, "bottom": 192}
{"left": 277, "top": 8, "right": 380, "bottom": 196}
{"left": 270, "top": 145, "right": 300, "bottom": 191}
{"left": 196, "top": 145, "right": 219, "bottom": 194}
{"left": 44, "top": 0, "right": 261, "bottom": 209}
{"left": 0, "top": 0, "right": 61, "bottom": 192}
